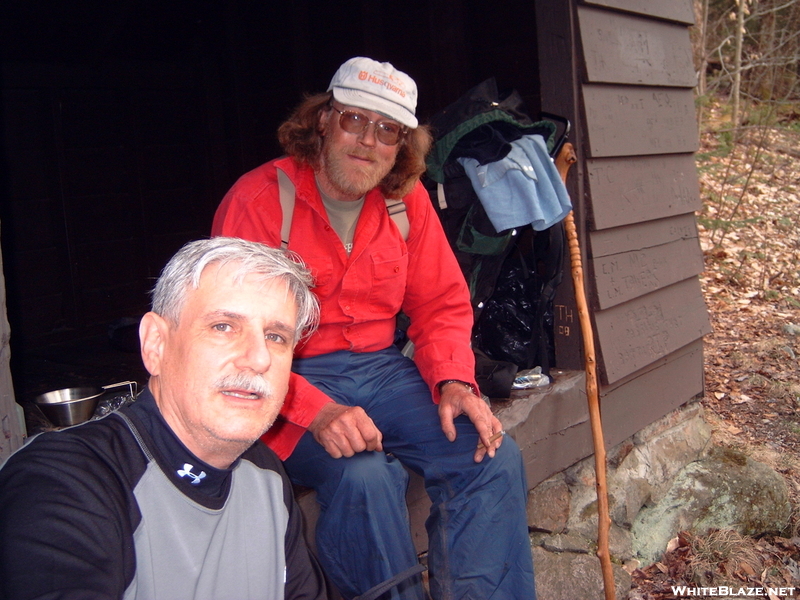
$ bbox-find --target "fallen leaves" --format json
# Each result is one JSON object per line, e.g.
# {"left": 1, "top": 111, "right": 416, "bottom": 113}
{"left": 631, "top": 531, "right": 800, "bottom": 599}
{"left": 629, "top": 105, "right": 800, "bottom": 598}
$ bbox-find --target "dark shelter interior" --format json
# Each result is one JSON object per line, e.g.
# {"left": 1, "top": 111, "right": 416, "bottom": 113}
{"left": 0, "top": 1, "right": 545, "bottom": 424}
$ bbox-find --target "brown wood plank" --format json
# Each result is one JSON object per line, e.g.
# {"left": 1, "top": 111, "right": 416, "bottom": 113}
{"left": 554, "top": 276, "right": 584, "bottom": 370}
{"left": 496, "top": 371, "right": 595, "bottom": 487}
{"left": 594, "top": 277, "right": 711, "bottom": 384}
{"left": 601, "top": 339, "right": 704, "bottom": 448}
{"left": 536, "top": 1, "right": 586, "bottom": 371}
{"left": 496, "top": 371, "right": 589, "bottom": 444}
{"left": 587, "top": 153, "right": 701, "bottom": 229}
{"left": 583, "top": 84, "right": 698, "bottom": 157}
{"left": 405, "top": 472, "right": 431, "bottom": 554}
{"left": 522, "top": 421, "right": 596, "bottom": 489}
{"left": 582, "top": 0, "right": 695, "bottom": 25}
{"left": 578, "top": 6, "right": 695, "bottom": 87}
{"left": 592, "top": 232, "right": 704, "bottom": 310}
{"left": 591, "top": 213, "right": 699, "bottom": 257}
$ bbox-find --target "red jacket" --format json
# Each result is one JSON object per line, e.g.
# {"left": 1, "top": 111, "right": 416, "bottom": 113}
{"left": 212, "top": 157, "right": 477, "bottom": 459}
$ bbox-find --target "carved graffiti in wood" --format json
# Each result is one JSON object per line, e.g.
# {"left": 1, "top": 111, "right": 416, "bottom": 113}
{"left": 594, "top": 278, "right": 711, "bottom": 384}
{"left": 583, "top": 85, "right": 698, "bottom": 158}
{"left": 587, "top": 154, "right": 701, "bottom": 229}
{"left": 579, "top": 6, "right": 696, "bottom": 87}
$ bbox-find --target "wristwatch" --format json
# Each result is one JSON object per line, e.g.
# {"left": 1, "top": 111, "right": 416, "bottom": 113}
{"left": 438, "top": 379, "right": 476, "bottom": 394}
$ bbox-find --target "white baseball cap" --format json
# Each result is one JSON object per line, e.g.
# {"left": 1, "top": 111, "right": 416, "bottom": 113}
{"left": 328, "top": 57, "right": 418, "bottom": 129}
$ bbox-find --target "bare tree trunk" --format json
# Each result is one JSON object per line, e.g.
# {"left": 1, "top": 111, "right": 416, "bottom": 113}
{"left": 732, "top": 0, "right": 746, "bottom": 128}
{"left": 696, "top": 0, "right": 710, "bottom": 97}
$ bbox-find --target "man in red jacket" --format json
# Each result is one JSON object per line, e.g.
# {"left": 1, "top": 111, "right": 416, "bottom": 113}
{"left": 213, "top": 57, "right": 536, "bottom": 600}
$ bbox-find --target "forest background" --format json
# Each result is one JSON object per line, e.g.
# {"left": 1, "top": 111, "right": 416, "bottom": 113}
{"left": 628, "top": 0, "right": 800, "bottom": 595}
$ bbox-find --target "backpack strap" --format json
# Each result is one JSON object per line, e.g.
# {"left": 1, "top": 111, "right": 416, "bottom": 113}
{"left": 352, "top": 563, "right": 427, "bottom": 600}
{"left": 276, "top": 166, "right": 409, "bottom": 248}
{"left": 276, "top": 167, "right": 295, "bottom": 250}
{"left": 384, "top": 198, "right": 410, "bottom": 241}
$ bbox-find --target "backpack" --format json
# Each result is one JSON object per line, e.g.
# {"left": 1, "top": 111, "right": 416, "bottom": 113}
{"left": 423, "top": 79, "right": 570, "bottom": 394}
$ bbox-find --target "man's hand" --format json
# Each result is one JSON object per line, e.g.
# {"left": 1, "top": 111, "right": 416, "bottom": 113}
{"left": 308, "top": 403, "right": 383, "bottom": 459}
{"left": 438, "top": 382, "right": 504, "bottom": 462}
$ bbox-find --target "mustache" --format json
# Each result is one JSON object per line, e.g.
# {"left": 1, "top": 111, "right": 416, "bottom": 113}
{"left": 214, "top": 372, "right": 273, "bottom": 398}
{"left": 346, "top": 147, "right": 377, "bottom": 161}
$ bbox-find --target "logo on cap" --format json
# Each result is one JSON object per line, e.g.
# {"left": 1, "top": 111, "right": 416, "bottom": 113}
{"left": 358, "top": 70, "right": 368, "bottom": 81}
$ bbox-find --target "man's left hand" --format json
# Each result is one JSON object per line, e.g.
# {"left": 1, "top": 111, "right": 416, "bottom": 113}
{"left": 438, "top": 382, "right": 504, "bottom": 463}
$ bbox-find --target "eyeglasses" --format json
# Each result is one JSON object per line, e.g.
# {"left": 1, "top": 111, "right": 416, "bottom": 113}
{"left": 330, "top": 104, "right": 406, "bottom": 146}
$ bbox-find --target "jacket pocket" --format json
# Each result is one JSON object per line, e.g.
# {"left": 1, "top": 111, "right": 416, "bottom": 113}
{"left": 368, "top": 249, "right": 408, "bottom": 316}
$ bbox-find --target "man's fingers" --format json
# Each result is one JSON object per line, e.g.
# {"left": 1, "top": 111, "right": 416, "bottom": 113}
{"left": 315, "top": 406, "right": 383, "bottom": 458}
{"left": 358, "top": 422, "right": 383, "bottom": 452}
{"left": 320, "top": 437, "right": 346, "bottom": 459}
{"left": 470, "top": 412, "right": 495, "bottom": 449}
{"left": 474, "top": 417, "right": 505, "bottom": 461}
{"left": 438, "top": 404, "right": 457, "bottom": 442}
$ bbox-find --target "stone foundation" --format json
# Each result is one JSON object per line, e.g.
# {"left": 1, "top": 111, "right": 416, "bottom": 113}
{"left": 527, "top": 400, "right": 713, "bottom": 599}
{"left": 527, "top": 399, "right": 793, "bottom": 599}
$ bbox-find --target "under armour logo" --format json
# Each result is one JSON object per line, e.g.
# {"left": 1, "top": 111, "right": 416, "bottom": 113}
{"left": 177, "top": 463, "right": 206, "bottom": 485}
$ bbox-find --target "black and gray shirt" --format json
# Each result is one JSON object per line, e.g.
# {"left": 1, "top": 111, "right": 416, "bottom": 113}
{"left": 0, "top": 389, "right": 328, "bottom": 600}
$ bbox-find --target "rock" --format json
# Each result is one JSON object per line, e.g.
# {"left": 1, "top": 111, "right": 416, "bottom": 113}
{"left": 566, "top": 403, "right": 711, "bottom": 537}
{"left": 533, "top": 546, "right": 631, "bottom": 600}
{"left": 538, "top": 532, "right": 591, "bottom": 554}
{"left": 534, "top": 523, "right": 634, "bottom": 562}
{"left": 629, "top": 404, "right": 712, "bottom": 506}
{"left": 608, "top": 523, "right": 634, "bottom": 561}
{"left": 783, "top": 322, "right": 800, "bottom": 336}
{"left": 527, "top": 474, "right": 570, "bottom": 533}
{"left": 631, "top": 446, "right": 791, "bottom": 564}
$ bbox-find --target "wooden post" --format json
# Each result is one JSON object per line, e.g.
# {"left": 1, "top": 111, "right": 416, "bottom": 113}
{"left": 555, "top": 143, "right": 616, "bottom": 600}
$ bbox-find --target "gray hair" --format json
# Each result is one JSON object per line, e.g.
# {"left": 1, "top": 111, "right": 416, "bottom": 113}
{"left": 151, "top": 237, "right": 319, "bottom": 341}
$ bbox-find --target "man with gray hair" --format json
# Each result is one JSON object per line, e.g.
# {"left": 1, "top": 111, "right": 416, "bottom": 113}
{"left": 0, "top": 237, "right": 329, "bottom": 600}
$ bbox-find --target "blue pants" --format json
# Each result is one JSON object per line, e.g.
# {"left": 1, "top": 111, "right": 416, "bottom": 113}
{"left": 285, "top": 347, "right": 536, "bottom": 600}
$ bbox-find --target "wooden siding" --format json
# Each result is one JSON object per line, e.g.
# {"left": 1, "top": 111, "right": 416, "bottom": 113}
{"left": 591, "top": 215, "right": 704, "bottom": 309}
{"left": 593, "top": 278, "right": 711, "bottom": 383}
{"left": 577, "top": 0, "right": 710, "bottom": 387}
{"left": 590, "top": 212, "right": 699, "bottom": 257}
{"left": 601, "top": 338, "right": 704, "bottom": 447}
{"left": 578, "top": 6, "right": 696, "bottom": 87}
{"left": 583, "top": 85, "right": 698, "bottom": 157}
{"left": 587, "top": 154, "right": 701, "bottom": 229}
{"left": 582, "top": 0, "right": 695, "bottom": 24}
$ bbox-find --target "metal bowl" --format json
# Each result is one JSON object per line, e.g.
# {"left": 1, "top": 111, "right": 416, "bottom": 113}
{"left": 34, "top": 381, "right": 138, "bottom": 427}
{"left": 34, "top": 387, "right": 106, "bottom": 427}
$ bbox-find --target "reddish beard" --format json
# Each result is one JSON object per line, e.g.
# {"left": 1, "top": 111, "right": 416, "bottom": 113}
{"left": 320, "top": 140, "right": 395, "bottom": 199}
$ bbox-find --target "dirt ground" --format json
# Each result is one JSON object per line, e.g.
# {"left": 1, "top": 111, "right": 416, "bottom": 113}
{"left": 627, "top": 113, "right": 800, "bottom": 597}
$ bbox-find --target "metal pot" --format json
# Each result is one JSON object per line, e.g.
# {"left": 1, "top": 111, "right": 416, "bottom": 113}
{"left": 34, "top": 381, "right": 137, "bottom": 427}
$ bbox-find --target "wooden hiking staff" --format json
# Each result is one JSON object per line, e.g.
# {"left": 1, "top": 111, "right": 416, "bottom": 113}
{"left": 555, "top": 143, "right": 616, "bottom": 600}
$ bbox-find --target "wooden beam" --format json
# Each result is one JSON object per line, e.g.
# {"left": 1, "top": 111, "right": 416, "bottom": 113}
{"left": 582, "top": 0, "right": 695, "bottom": 25}
{"left": 583, "top": 84, "right": 698, "bottom": 157}
{"left": 601, "top": 338, "right": 705, "bottom": 448}
{"left": 591, "top": 225, "right": 704, "bottom": 310}
{"left": 587, "top": 154, "right": 701, "bottom": 229}
{"left": 594, "top": 277, "right": 711, "bottom": 384}
{"left": 578, "top": 6, "right": 696, "bottom": 87}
